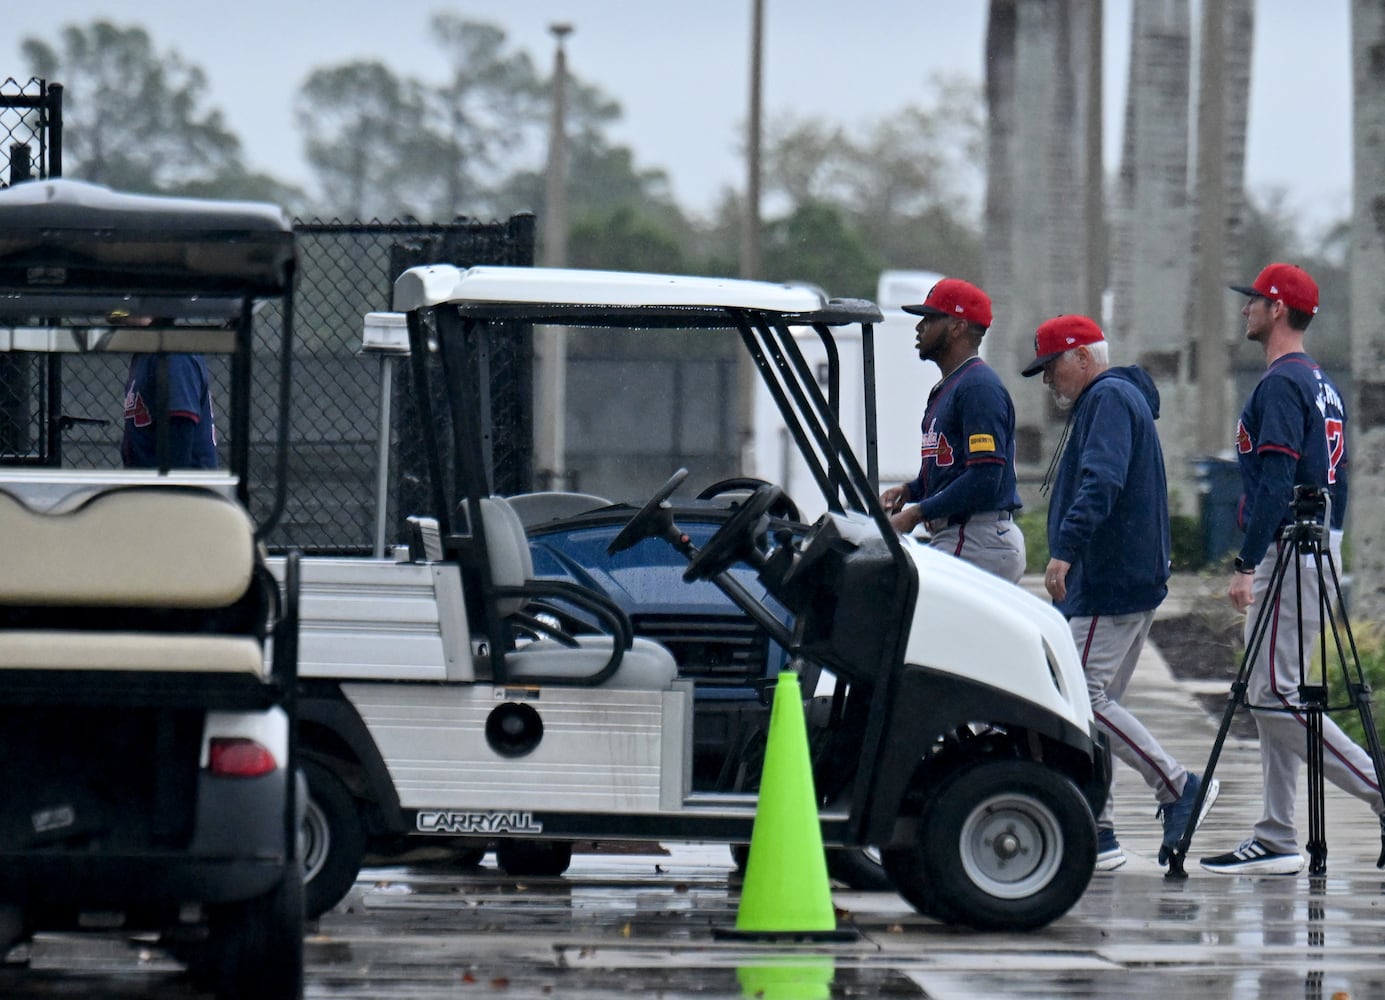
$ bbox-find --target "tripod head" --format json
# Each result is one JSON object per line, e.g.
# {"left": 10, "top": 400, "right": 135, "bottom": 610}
{"left": 1285, "top": 483, "right": 1331, "bottom": 548}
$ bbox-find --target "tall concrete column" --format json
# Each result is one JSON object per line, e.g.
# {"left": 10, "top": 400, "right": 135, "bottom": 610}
{"left": 535, "top": 23, "right": 572, "bottom": 490}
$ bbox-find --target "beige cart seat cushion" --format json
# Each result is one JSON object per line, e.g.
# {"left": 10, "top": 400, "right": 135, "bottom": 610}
{"left": 0, "top": 487, "right": 254, "bottom": 608}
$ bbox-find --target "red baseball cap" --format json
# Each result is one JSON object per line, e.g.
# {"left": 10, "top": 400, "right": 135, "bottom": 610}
{"left": 1021, "top": 314, "right": 1105, "bottom": 377}
{"left": 1230, "top": 262, "right": 1319, "bottom": 315}
{"left": 901, "top": 278, "right": 993, "bottom": 328}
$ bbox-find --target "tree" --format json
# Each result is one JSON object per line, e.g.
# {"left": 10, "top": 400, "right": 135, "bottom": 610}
{"left": 296, "top": 17, "right": 545, "bottom": 220}
{"left": 22, "top": 21, "right": 250, "bottom": 196}
{"left": 760, "top": 201, "right": 882, "bottom": 300}
{"left": 295, "top": 61, "right": 433, "bottom": 220}
{"left": 412, "top": 15, "right": 545, "bottom": 219}
{"left": 755, "top": 76, "right": 985, "bottom": 279}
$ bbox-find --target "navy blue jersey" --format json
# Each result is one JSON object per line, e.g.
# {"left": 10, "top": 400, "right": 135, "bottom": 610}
{"left": 121, "top": 353, "right": 218, "bottom": 469}
{"left": 904, "top": 357, "right": 1021, "bottom": 520}
{"left": 1235, "top": 352, "right": 1347, "bottom": 565}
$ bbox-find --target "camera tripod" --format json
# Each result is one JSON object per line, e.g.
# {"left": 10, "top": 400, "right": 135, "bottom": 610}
{"left": 1165, "top": 487, "right": 1385, "bottom": 878}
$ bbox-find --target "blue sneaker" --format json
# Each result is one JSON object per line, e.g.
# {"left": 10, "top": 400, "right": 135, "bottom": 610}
{"left": 1096, "top": 827, "right": 1126, "bottom": 871}
{"left": 1158, "top": 772, "right": 1220, "bottom": 865}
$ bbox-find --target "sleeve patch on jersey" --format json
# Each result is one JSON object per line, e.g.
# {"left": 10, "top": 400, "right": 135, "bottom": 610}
{"left": 968, "top": 433, "right": 997, "bottom": 453}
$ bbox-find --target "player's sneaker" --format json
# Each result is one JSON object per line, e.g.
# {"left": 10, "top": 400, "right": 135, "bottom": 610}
{"left": 1157, "top": 772, "right": 1220, "bottom": 865}
{"left": 1096, "top": 827, "right": 1126, "bottom": 871}
{"left": 1199, "top": 838, "right": 1305, "bottom": 875}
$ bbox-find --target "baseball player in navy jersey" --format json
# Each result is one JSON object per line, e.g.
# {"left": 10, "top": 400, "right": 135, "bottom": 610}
{"left": 1023, "top": 314, "right": 1217, "bottom": 871}
{"left": 121, "top": 352, "right": 218, "bottom": 469}
{"left": 1200, "top": 263, "right": 1384, "bottom": 875}
{"left": 879, "top": 278, "right": 1025, "bottom": 582}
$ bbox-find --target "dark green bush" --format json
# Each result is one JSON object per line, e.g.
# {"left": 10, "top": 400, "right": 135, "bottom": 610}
{"left": 1326, "top": 622, "right": 1385, "bottom": 752}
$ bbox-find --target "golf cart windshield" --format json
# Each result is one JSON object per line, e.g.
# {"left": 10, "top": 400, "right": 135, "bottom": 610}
{"left": 392, "top": 264, "right": 890, "bottom": 527}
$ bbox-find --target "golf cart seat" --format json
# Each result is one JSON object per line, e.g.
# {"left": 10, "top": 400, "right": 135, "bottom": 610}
{"left": 476, "top": 496, "right": 677, "bottom": 690}
{"left": 0, "top": 484, "right": 269, "bottom": 679}
{"left": 506, "top": 490, "right": 614, "bottom": 528}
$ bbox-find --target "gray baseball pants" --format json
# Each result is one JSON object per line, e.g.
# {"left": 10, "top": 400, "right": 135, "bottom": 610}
{"left": 927, "top": 510, "right": 1026, "bottom": 584}
{"left": 1071, "top": 610, "right": 1188, "bottom": 830}
{"left": 1245, "top": 534, "right": 1383, "bottom": 854}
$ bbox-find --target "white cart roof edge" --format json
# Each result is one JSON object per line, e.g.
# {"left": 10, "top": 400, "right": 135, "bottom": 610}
{"left": 392, "top": 264, "right": 883, "bottom": 324}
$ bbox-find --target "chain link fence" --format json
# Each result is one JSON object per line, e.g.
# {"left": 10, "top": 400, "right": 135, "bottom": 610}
{"left": 1, "top": 76, "right": 61, "bottom": 186}
{"left": 0, "top": 217, "right": 537, "bottom": 554}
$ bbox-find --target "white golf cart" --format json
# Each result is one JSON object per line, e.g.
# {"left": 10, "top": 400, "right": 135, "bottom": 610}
{"left": 289, "top": 264, "right": 1107, "bottom": 932}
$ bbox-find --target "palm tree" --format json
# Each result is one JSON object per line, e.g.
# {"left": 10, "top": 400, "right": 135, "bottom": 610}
{"left": 984, "top": 0, "right": 1104, "bottom": 478}
{"left": 1349, "top": 0, "right": 1385, "bottom": 619}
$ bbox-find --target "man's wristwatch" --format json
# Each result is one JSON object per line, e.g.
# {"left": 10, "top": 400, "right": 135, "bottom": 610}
{"left": 1233, "top": 556, "right": 1255, "bottom": 575}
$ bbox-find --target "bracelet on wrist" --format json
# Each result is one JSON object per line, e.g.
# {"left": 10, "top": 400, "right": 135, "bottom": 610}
{"left": 1233, "top": 556, "right": 1255, "bottom": 575}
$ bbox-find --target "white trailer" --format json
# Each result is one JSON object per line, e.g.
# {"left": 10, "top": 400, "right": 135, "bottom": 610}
{"left": 751, "top": 270, "right": 943, "bottom": 520}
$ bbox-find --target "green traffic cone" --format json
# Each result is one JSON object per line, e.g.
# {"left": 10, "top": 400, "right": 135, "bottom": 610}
{"left": 722, "top": 670, "right": 854, "bottom": 941}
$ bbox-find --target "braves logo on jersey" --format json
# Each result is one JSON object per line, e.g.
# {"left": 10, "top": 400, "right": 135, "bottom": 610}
{"left": 124, "top": 387, "right": 153, "bottom": 429}
{"left": 921, "top": 420, "right": 955, "bottom": 467}
{"left": 1235, "top": 421, "right": 1251, "bottom": 454}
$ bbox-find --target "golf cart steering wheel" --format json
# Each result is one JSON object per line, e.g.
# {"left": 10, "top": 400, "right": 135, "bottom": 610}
{"left": 606, "top": 468, "right": 689, "bottom": 555}
{"left": 683, "top": 483, "right": 782, "bottom": 582}
{"left": 696, "top": 476, "right": 801, "bottom": 524}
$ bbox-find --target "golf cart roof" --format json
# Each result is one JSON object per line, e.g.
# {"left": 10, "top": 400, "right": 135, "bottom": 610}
{"left": 393, "top": 265, "right": 883, "bottom": 328}
{"left": 0, "top": 178, "right": 294, "bottom": 293}
{"left": 0, "top": 178, "right": 296, "bottom": 353}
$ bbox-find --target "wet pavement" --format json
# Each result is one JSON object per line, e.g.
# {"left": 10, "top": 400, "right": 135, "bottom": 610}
{"left": 6, "top": 577, "right": 1385, "bottom": 998}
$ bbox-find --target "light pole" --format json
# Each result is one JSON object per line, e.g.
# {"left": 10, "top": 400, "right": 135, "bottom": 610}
{"left": 737, "top": 0, "right": 764, "bottom": 474}
{"left": 535, "top": 22, "right": 572, "bottom": 490}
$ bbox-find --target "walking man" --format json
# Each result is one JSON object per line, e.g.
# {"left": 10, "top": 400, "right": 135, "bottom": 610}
{"left": 1201, "top": 263, "right": 1384, "bottom": 875}
{"left": 1022, "top": 313, "right": 1218, "bottom": 870}
{"left": 879, "top": 278, "right": 1025, "bottom": 582}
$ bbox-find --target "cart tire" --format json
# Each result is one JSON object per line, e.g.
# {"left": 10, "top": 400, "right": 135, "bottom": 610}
{"left": 200, "top": 865, "right": 304, "bottom": 1000}
{"left": 826, "top": 847, "right": 893, "bottom": 891}
{"left": 729, "top": 843, "right": 750, "bottom": 871}
{"left": 887, "top": 759, "right": 1095, "bottom": 930}
{"left": 496, "top": 839, "right": 573, "bottom": 877}
{"left": 302, "top": 760, "right": 367, "bottom": 918}
{"left": 447, "top": 845, "right": 488, "bottom": 868}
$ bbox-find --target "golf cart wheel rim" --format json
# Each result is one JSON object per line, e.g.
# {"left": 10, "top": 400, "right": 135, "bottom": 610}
{"left": 957, "top": 792, "right": 1063, "bottom": 900}
{"left": 302, "top": 796, "right": 329, "bottom": 884}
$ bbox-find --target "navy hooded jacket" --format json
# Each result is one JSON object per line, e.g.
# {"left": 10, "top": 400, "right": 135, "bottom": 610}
{"left": 1047, "top": 365, "right": 1171, "bottom": 618}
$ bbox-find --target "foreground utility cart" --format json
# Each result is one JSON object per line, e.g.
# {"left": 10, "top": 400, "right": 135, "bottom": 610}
{"left": 293, "top": 265, "right": 1105, "bottom": 931}
{"left": 0, "top": 179, "right": 303, "bottom": 998}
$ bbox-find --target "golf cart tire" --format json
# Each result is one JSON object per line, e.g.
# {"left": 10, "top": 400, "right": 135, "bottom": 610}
{"left": 826, "top": 847, "right": 893, "bottom": 891}
{"left": 302, "top": 759, "right": 367, "bottom": 919}
{"left": 447, "top": 844, "right": 488, "bottom": 868}
{"left": 200, "top": 864, "right": 304, "bottom": 1000}
{"left": 496, "top": 838, "right": 573, "bottom": 877}
{"left": 886, "top": 759, "right": 1095, "bottom": 931}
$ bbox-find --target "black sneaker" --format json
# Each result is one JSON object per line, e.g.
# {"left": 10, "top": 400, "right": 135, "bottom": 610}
{"left": 1199, "top": 838, "right": 1305, "bottom": 875}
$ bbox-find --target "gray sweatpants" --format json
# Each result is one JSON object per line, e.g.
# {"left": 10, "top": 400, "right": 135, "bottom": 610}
{"left": 1244, "top": 534, "right": 1383, "bottom": 854}
{"left": 926, "top": 511, "right": 1026, "bottom": 584}
{"left": 1070, "top": 610, "right": 1188, "bottom": 830}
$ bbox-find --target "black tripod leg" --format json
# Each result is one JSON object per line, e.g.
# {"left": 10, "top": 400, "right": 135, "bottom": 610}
{"left": 1164, "top": 683, "right": 1243, "bottom": 879}
{"left": 1166, "top": 544, "right": 1292, "bottom": 880}
{"left": 1318, "top": 544, "right": 1385, "bottom": 869}
{"left": 1305, "top": 704, "right": 1327, "bottom": 874}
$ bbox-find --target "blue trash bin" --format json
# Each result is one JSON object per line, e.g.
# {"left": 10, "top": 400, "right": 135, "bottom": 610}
{"left": 1193, "top": 457, "right": 1242, "bottom": 566}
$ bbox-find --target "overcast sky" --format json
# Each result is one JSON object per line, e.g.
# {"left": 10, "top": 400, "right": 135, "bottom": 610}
{"left": 7, "top": 1, "right": 1354, "bottom": 237}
